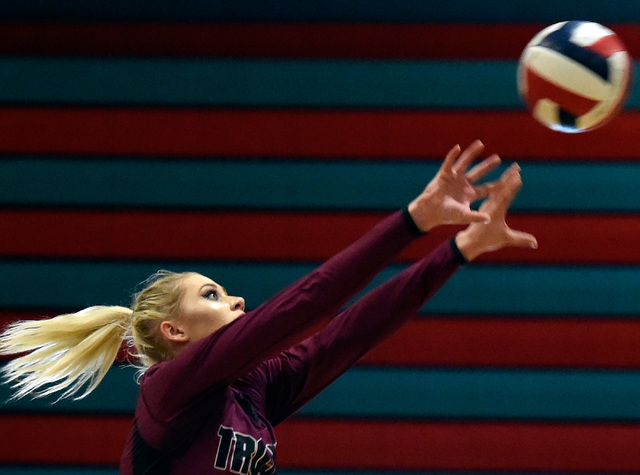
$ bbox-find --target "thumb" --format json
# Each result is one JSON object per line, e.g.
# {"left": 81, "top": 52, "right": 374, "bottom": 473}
{"left": 462, "top": 210, "right": 491, "bottom": 224}
{"left": 507, "top": 229, "right": 538, "bottom": 249}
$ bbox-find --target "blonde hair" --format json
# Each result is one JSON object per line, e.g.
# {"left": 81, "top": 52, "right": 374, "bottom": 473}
{"left": 0, "top": 270, "right": 189, "bottom": 401}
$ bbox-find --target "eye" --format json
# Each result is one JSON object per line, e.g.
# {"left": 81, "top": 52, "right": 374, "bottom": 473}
{"left": 203, "top": 289, "right": 219, "bottom": 301}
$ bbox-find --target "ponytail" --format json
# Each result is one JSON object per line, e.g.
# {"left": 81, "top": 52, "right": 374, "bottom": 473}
{"left": 0, "top": 269, "right": 189, "bottom": 402}
{"left": 0, "top": 306, "right": 131, "bottom": 401}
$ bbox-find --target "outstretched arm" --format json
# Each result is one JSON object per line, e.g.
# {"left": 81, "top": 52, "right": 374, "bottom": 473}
{"left": 249, "top": 140, "right": 503, "bottom": 328}
{"left": 141, "top": 142, "right": 511, "bottom": 420}
{"left": 261, "top": 160, "right": 537, "bottom": 424}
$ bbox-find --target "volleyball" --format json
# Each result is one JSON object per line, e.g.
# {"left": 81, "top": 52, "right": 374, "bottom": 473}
{"left": 517, "top": 20, "right": 631, "bottom": 133}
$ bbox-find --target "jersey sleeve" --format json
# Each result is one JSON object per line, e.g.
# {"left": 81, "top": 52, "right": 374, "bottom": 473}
{"left": 138, "top": 209, "right": 422, "bottom": 425}
{"left": 261, "top": 239, "right": 466, "bottom": 426}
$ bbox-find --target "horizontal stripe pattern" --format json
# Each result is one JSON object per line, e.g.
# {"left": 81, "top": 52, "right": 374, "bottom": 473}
{"left": 0, "top": 108, "right": 637, "bottom": 159}
{"left": 277, "top": 419, "right": 640, "bottom": 473}
{"left": 3, "top": 158, "right": 640, "bottom": 212}
{"left": 4, "top": 364, "right": 640, "bottom": 421}
{"left": 0, "top": 59, "right": 524, "bottom": 108}
{"left": 0, "top": 23, "right": 639, "bottom": 60}
{"left": 1, "top": 414, "right": 639, "bottom": 472}
{"left": 1, "top": 58, "right": 639, "bottom": 110}
{"left": 2, "top": 260, "right": 640, "bottom": 315}
{"left": 0, "top": 471, "right": 613, "bottom": 475}
{"left": 0, "top": 0, "right": 638, "bottom": 23}
{"left": 2, "top": 3, "right": 640, "bottom": 474}
{"left": 3, "top": 209, "right": 640, "bottom": 265}
{"left": 4, "top": 312, "right": 640, "bottom": 369}
{"left": 0, "top": 23, "right": 570, "bottom": 59}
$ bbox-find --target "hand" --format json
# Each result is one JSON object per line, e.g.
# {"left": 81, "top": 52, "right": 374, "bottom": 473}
{"left": 407, "top": 140, "right": 501, "bottom": 232}
{"left": 454, "top": 163, "right": 538, "bottom": 261}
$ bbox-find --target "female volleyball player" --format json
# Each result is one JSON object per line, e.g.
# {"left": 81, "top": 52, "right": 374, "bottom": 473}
{"left": 0, "top": 140, "right": 536, "bottom": 474}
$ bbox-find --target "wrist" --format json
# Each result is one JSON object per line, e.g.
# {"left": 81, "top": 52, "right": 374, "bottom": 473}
{"left": 407, "top": 196, "right": 437, "bottom": 232}
{"left": 454, "top": 230, "right": 484, "bottom": 262}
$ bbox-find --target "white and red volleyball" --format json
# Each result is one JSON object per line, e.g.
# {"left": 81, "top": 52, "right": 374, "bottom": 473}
{"left": 518, "top": 20, "right": 631, "bottom": 133}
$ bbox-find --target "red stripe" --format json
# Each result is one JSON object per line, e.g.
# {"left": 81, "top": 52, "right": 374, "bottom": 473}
{"left": 0, "top": 23, "right": 638, "bottom": 60}
{"left": 362, "top": 317, "right": 640, "bottom": 368}
{"left": 1, "top": 209, "right": 639, "bottom": 265}
{"left": 0, "top": 23, "right": 558, "bottom": 59}
{"left": 277, "top": 419, "right": 640, "bottom": 472}
{"left": 1, "top": 414, "right": 638, "bottom": 472}
{"left": 3, "top": 312, "right": 640, "bottom": 369}
{"left": 0, "top": 108, "right": 638, "bottom": 159}
{"left": 0, "top": 414, "right": 131, "bottom": 465}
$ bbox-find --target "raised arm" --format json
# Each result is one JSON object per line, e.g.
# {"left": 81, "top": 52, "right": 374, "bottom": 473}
{"left": 141, "top": 141, "right": 508, "bottom": 417}
{"left": 249, "top": 140, "right": 502, "bottom": 328}
{"left": 261, "top": 161, "right": 537, "bottom": 423}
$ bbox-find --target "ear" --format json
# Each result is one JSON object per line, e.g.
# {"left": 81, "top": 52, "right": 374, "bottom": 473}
{"left": 159, "top": 320, "right": 190, "bottom": 343}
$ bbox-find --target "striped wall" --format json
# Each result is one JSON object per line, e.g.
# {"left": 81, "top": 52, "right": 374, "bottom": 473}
{"left": 1, "top": 1, "right": 640, "bottom": 474}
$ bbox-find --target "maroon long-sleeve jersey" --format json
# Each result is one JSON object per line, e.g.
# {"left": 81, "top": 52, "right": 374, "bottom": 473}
{"left": 120, "top": 210, "right": 466, "bottom": 474}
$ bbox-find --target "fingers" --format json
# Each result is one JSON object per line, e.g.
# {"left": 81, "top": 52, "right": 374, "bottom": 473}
{"left": 501, "top": 163, "right": 523, "bottom": 205}
{"left": 466, "top": 153, "right": 501, "bottom": 183}
{"left": 481, "top": 163, "right": 522, "bottom": 215}
{"left": 440, "top": 144, "right": 461, "bottom": 174}
{"left": 451, "top": 139, "right": 485, "bottom": 174}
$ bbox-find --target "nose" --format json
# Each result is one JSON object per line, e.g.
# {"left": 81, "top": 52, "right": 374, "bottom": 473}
{"left": 231, "top": 296, "right": 245, "bottom": 312}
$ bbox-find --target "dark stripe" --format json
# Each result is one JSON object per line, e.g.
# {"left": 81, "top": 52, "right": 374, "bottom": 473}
{"left": 0, "top": 23, "right": 556, "bottom": 59}
{"left": 1, "top": 415, "right": 639, "bottom": 471}
{"left": 0, "top": 108, "right": 637, "bottom": 159}
{"left": 0, "top": 260, "right": 639, "bottom": 315}
{"left": 4, "top": 365, "right": 640, "bottom": 421}
{"left": 278, "top": 419, "right": 640, "bottom": 472}
{"left": 1, "top": 23, "right": 638, "bottom": 60}
{"left": 3, "top": 159, "right": 640, "bottom": 213}
{"left": 0, "top": 414, "right": 131, "bottom": 464}
{"left": 362, "top": 317, "right": 640, "bottom": 369}
{"left": 0, "top": 0, "right": 637, "bottom": 23}
{"left": 0, "top": 470, "right": 610, "bottom": 475}
{"left": 3, "top": 312, "right": 640, "bottom": 369}
{"left": 1, "top": 210, "right": 639, "bottom": 264}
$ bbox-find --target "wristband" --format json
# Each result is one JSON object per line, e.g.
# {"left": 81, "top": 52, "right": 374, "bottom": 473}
{"left": 449, "top": 237, "right": 469, "bottom": 265}
{"left": 401, "top": 207, "right": 425, "bottom": 238}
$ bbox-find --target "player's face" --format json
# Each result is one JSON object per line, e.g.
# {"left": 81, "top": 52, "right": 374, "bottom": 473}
{"left": 176, "top": 273, "right": 245, "bottom": 343}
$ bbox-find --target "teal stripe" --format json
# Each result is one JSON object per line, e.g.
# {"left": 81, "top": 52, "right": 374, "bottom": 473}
{"left": 3, "top": 365, "right": 640, "bottom": 421}
{"left": 1, "top": 0, "right": 638, "bottom": 23}
{"left": 0, "top": 58, "right": 520, "bottom": 108}
{"left": 2, "top": 158, "right": 640, "bottom": 212}
{"left": 0, "top": 260, "right": 639, "bottom": 316}
{"left": 0, "top": 365, "right": 139, "bottom": 413}
{"left": 303, "top": 368, "right": 640, "bottom": 420}
{"left": 0, "top": 58, "right": 638, "bottom": 109}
